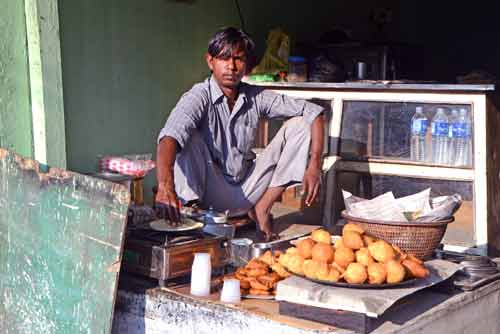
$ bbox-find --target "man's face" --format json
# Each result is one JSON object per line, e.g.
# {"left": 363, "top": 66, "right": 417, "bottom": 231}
{"left": 206, "top": 45, "right": 247, "bottom": 89}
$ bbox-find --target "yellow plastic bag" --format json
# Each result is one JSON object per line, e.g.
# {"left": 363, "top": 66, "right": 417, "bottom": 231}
{"left": 251, "top": 28, "right": 289, "bottom": 75}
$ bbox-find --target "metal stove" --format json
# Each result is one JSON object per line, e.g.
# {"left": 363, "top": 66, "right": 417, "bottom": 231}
{"left": 122, "top": 228, "right": 230, "bottom": 287}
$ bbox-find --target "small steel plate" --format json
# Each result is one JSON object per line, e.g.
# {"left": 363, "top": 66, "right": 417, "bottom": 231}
{"left": 148, "top": 218, "right": 204, "bottom": 232}
{"left": 179, "top": 207, "right": 205, "bottom": 219}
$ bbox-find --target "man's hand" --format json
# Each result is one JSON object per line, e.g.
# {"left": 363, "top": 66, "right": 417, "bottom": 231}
{"left": 303, "top": 114, "right": 324, "bottom": 207}
{"left": 154, "top": 183, "right": 180, "bottom": 223}
{"left": 156, "top": 136, "right": 180, "bottom": 223}
{"left": 302, "top": 165, "right": 321, "bottom": 206}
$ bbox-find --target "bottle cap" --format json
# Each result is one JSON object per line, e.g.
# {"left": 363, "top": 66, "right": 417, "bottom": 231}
{"left": 288, "top": 56, "right": 306, "bottom": 63}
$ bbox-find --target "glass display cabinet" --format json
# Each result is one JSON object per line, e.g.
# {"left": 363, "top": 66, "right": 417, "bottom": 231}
{"left": 257, "top": 81, "right": 499, "bottom": 256}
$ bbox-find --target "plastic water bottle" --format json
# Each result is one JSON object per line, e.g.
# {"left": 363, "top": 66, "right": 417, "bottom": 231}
{"left": 452, "top": 108, "right": 472, "bottom": 167}
{"left": 447, "top": 109, "right": 459, "bottom": 165}
{"left": 410, "top": 106, "right": 428, "bottom": 162}
{"left": 431, "top": 108, "right": 450, "bottom": 164}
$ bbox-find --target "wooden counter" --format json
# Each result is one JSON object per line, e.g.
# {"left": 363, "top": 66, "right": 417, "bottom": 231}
{"left": 112, "top": 273, "right": 500, "bottom": 334}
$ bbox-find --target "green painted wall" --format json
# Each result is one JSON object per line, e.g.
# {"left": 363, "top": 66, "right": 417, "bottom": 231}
{"left": 59, "top": 0, "right": 240, "bottom": 200}
{"left": 58, "top": 0, "right": 398, "bottom": 202}
{"left": 0, "top": 1, "right": 33, "bottom": 158}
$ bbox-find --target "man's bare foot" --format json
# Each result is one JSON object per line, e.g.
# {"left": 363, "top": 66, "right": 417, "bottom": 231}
{"left": 249, "top": 186, "right": 285, "bottom": 241}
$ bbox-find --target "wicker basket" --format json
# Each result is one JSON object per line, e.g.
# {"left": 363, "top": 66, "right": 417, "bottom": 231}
{"left": 341, "top": 211, "right": 454, "bottom": 260}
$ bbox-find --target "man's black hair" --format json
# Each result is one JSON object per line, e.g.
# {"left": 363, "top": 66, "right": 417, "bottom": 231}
{"left": 207, "top": 27, "right": 255, "bottom": 59}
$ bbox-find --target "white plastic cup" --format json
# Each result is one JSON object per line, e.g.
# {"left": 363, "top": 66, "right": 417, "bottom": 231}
{"left": 220, "top": 278, "right": 241, "bottom": 303}
{"left": 190, "top": 252, "right": 212, "bottom": 297}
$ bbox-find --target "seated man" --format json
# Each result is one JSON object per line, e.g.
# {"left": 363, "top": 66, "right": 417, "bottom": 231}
{"left": 155, "top": 27, "right": 324, "bottom": 240}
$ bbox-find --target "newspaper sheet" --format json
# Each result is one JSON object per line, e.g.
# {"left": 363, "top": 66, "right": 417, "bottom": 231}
{"left": 346, "top": 191, "right": 408, "bottom": 221}
{"left": 395, "top": 188, "right": 432, "bottom": 215}
{"left": 416, "top": 194, "right": 463, "bottom": 222}
{"left": 342, "top": 189, "right": 462, "bottom": 222}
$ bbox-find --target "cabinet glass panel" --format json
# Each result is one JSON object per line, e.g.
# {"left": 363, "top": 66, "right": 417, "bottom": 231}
{"left": 267, "top": 99, "right": 333, "bottom": 154}
{"left": 335, "top": 172, "right": 475, "bottom": 248}
{"left": 339, "top": 102, "right": 474, "bottom": 168}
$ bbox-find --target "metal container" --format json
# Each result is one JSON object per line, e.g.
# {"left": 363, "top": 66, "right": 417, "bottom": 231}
{"left": 249, "top": 225, "right": 319, "bottom": 259}
{"left": 228, "top": 238, "right": 253, "bottom": 267}
{"left": 204, "top": 207, "right": 228, "bottom": 224}
{"left": 356, "top": 62, "right": 367, "bottom": 80}
{"left": 203, "top": 223, "right": 235, "bottom": 239}
{"left": 250, "top": 242, "right": 272, "bottom": 259}
{"left": 202, "top": 207, "right": 234, "bottom": 238}
{"left": 250, "top": 238, "right": 293, "bottom": 259}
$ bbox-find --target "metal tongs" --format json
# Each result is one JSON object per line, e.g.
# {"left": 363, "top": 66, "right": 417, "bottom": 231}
{"left": 251, "top": 224, "right": 322, "bottom": 258}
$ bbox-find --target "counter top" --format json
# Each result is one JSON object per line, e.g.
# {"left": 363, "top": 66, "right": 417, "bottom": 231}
{"left": 248, "top": 80, "right": 495, "bottom": 92}
{"left": 112, "top": 273, "right": 500, "bottom": 334}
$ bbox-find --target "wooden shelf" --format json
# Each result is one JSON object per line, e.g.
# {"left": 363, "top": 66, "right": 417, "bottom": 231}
{"left": 337, "top": 160, "right": 475, "bottom": 181}
{"left": 322, "top": 157, "right": 474, "bottom": 182}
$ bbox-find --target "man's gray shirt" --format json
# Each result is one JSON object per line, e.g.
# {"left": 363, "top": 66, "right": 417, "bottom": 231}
{"left": 158, "top": 76, "right": 323, "bottom": 184}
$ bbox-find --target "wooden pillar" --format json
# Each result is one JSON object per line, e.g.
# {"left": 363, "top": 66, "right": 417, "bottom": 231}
{"left": 25, "top": 0, "right": 66, "bottom": 168}
{"left": 0, "top": 1, "right": 33, "bottom": 158}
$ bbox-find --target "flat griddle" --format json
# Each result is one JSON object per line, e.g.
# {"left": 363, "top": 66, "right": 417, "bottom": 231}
{"left": 148, "top": 217, "right": 204, "bottom": 232}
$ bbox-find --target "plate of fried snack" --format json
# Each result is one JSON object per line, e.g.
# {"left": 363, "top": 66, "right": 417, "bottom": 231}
{"left": 279, "top": 224, "right": 430, "bottom": 288}
{"left": 232, "top": 250, "right": 291, "bottom": 299}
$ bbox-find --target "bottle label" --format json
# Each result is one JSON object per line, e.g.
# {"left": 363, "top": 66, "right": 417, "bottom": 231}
{"left": 412, "top": 119, "right": 428, "bottom": 136}
{"left": 451, "top": 123, "right": 471, "bottom": 138}
{"left": 432, "top": 121, "right": 449, "bottom": 136}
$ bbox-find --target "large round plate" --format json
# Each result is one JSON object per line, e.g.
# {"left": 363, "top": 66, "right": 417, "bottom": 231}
{"left": 242, "top": 294, "right": 275, "bottom": 300}
{"left": 148, "top": 218, "right": 204, "bottom": 232}
{"left": 295, "top": 273, "right": 420, "bottom": 289}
